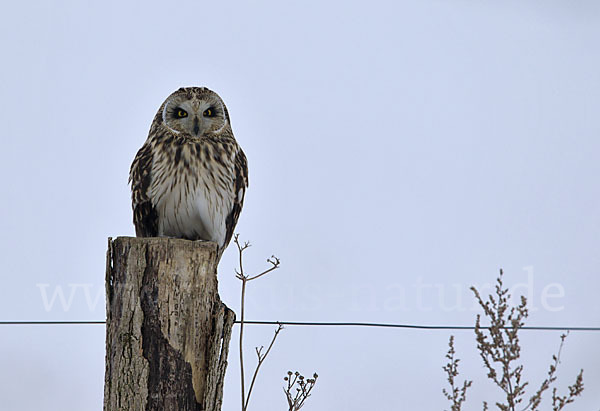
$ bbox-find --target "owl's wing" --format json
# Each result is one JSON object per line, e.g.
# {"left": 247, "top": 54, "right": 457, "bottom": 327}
{"left": 223, "top": 147, "right": 248, "bottom": 251}
{"left": 129, "top": 142, "right": 159, "bottom": 237}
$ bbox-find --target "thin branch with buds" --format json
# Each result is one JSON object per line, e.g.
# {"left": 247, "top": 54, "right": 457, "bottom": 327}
{"left": 442, "top": 335, "right": 472, "bottom": 411}
{"left": 284, "top": 371, "right": 319, "bottom": 411}
{"left": 524, "top": 333, "right": 566, "bottom": 411}
{"left": 442, "top": 269, "right": 584, "bottom": 411}
{"left": 471, "top": 270, "right": 529, "bottom": 410}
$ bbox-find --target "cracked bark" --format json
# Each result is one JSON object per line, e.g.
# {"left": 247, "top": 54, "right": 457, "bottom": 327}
{"left": 104, "top": 237, "right": 235, "bottom": 411}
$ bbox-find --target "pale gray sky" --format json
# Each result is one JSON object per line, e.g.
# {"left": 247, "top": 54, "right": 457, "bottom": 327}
{"left": 1, "top": 1, "right": 599, "bottom": 410}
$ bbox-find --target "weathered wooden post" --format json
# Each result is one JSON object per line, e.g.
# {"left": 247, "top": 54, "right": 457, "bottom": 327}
{"left": 104, "top": 237, "right": 235, "bottom": 411}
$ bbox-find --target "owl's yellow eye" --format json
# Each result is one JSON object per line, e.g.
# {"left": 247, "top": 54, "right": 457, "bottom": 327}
{"left": 174, "top": 108, "right": 188, "bottom": 118}
{"left": 203, "top": 108, "right": 214, "bottom": 117}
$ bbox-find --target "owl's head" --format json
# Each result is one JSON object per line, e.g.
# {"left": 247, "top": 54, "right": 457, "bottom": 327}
{"left": 159, "top": 87, "right": 230, "bottom": 137}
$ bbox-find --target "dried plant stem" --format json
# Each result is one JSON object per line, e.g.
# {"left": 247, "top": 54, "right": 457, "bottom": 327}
{"left": 245, "top": 325, "right": 283, "bottom": 410}
{"left": 471, "top": 270, "right": 529, "bottom": 410}
{"left": 442, "top": 335, "right": 472, "bottom": 411}
{"left": 446, "top": 269, "right": 585, "bottom": 411}
{"left": 239, "top": 276, "right": 247, "bottom": 411}
{"left": 234, "top": 235, "right": 281, "bottom": 411}
{"left": 284, "top": 371, "right": 319, "bottom": 411}
{"left": 523, "top": 333, "right": 567, "bottom": 410}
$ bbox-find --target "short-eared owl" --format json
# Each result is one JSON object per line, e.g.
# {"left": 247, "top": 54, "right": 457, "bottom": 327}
{"left": 129, "top": 87, "right": 248, "bottom": 257}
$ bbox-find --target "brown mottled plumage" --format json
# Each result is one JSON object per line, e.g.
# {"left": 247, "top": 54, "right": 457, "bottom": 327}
{"left": 129, "top": 87, "right": 248, "bottom": 258}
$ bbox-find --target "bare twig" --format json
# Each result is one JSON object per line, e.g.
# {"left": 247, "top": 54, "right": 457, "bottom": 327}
{"left": 234, "top": 234, "right": 282, "bottom": 411}
{"left": 247, "top": 256, "right": 280, "bottom": 281}
{"left": 245, "top": 324, "right": 283, "bottom": 409}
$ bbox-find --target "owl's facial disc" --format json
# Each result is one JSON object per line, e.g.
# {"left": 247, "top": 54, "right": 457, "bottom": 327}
{"left": 163, "top": 96, "right": 226, "bottom": 137}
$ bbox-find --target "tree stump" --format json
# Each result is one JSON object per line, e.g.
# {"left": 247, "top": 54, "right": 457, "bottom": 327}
{"left": 104, "top": 237, "right": 235, "bottom": 411}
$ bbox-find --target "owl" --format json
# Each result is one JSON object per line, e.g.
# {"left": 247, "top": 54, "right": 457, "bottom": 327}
{"left": 129, "top": 87, "right": 248, "bottom": 258}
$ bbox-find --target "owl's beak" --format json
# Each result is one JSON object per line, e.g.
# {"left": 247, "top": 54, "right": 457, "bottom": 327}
{"left": 193, "top": 117, "right": 200, "bottom": 135}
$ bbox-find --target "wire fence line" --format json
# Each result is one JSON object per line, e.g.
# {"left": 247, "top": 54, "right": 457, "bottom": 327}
{"left": 0, "top": 320, "right": 599, "bottom": 331}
